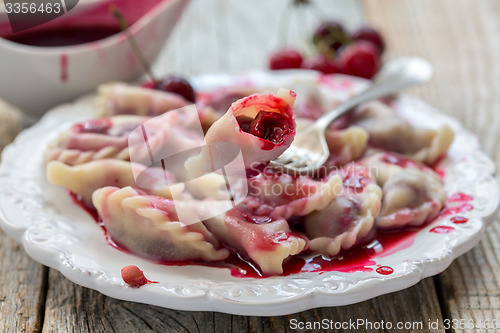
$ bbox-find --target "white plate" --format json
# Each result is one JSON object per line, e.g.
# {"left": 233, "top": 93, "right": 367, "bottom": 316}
{"left": 0, "top": 71, "right": 498, "bottom": 316}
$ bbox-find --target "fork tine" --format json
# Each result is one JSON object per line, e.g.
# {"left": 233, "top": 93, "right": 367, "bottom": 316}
{"left": 287, "top": 154, "right": 310, "bottom": 168}
{"left": 274, "top": 150, "right": 297, "bottom": 164}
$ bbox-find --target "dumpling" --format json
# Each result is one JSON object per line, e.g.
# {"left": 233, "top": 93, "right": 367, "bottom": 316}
{"left": 324, "top": 126, "right": 369, "bottom": 167}
{"left": 197, "top": 86, "right": 259, "bottom": 131}
{"left": 246, "top": 168, "right": 343, "bottom": 219}
{"left": 303, "top": 164, "right": 382, "bottom": 256}
{"left": 47, "top": 159, "right": 183, "bottom": 206}
{"left": 97, "top": 82, "right": 191, "bottom": 117}
{"left": 352, "top": 101, "right": 454, "bottom": 165}
{"left": 186, "top": 89, "right": 297, "bottom": 174}
{"left": 361, "top": 152, "right": 447, "bottom": 228}
{"left": 295, "top": 118, "right": 369, "bottom": 169}
{"left": 203, "top": 208, "right": 307, "bottom": 275}
{"left": 45, "top": 116, "right": 158, "bottom": 165}
{"left": 92, "top": 186, "right": 229, "bottom": 262}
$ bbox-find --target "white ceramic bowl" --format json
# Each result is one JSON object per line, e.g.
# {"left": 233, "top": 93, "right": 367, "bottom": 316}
{"left": 0, "top": 0, "right": 190, "bottom": 118}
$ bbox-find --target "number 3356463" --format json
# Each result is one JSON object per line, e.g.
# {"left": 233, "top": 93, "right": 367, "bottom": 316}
{"left": 5, "top": 2, "right": 62, "bottom": 14}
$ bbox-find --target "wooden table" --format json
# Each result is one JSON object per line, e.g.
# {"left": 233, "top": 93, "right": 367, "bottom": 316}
{"left": 1, "top": 0, "right": 499, "bottom": 331}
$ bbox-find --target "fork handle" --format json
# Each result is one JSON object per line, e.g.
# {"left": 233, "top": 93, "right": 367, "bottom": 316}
{"left": 312, "top": 57, "right": 433, "bottom": 131}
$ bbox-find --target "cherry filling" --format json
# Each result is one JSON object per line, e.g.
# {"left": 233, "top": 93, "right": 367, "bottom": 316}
{"left": 73, "top": 118, "right": 112, "bottom": 134}
{"left": 236, "top": 110, "right": 290, "bottom": 145}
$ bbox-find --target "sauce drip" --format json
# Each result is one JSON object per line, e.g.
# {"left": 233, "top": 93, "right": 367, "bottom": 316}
{"left": 60, "top": 54, "right": 68, "bottom": 82}
{"left": 376, "top": 266, "right": 394, "bottom": 275}
{"left": 67, "top": 190, "right": 470, "bottom": 279}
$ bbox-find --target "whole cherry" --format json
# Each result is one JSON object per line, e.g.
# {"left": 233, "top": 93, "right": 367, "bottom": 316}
{"left": 338, "top": 41, "right": 380, "bottom": 79}
{"left": 303, "top": 54, "right": 342, "bottom": 74}
{"left": 269, "top": 49, "right": 304, "bottom": 70}
{"left": 312, "top": 20, "right": 350, "bottom": 55}
{"left": 351, "top": 26, "right": 385, "bottom": 54}
{"left": 157, "top": 75, "right": 197, "bottom": 103}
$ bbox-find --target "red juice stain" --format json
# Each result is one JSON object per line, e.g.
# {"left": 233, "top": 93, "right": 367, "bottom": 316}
{"left": 451, "top": 216, "right": 469, "bottom": 224}
{"left": 430, "top": 226, "right": 455, "bottom": 234}
{"left": 439, "top": 192, "right": 474, "bottom": 217}
{"left": 67, "top": 190, "right": 99, "bottom": 222}
{"left": 440, "top": 203, "right": 474, "bottom": 217}
{"left": 374, "top": 228, "right": 420, "bottom": 257}
{"left": 448, "top": 192, "right": 473, "bottom": 202}
{"left": 92, "top": 216, "right": 421, "bottom": 278}
{"left": 60, "top": 54, "right": 68, "bottom": 82}
{"left": 376, "top": 266, "right": 394, "bottom": 275}
{"left": 435, "top": 169, "right": 446, "bottom": 180}
{"left": 68, "top": 195, "right": 422, "bottom": 279}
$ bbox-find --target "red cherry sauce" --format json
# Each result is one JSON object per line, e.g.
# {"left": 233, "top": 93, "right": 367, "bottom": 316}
{"left": 430, "top": 226, "right": 455, "bottom": 234}
{"left": 0, "top": 0, "right": 167, "bottom": 46}
{"left": 376, "top": 266, "right": 394, "bottom": 275}
{"left": 448, "top": 192, "right": 474, "bottom": 202}
{"left": 236, "top": 110, "right": 291, "bottom": 150}
{"left": 439, "top": 192, "right": 474, "bottom": 217}
{"left": 4, "top": 26, "right": 123, "bottom": 47}
{"left": 68, "top": 191, "right": 99, "bottom": 222}
{"left": 69, "top": 190, "right": 472, "bottom": 279}
{"left": 451, "top": 216, "right": 469, "bottom": 224}
{"left": 69, "top": 186, "right": 421, "bottom": 278}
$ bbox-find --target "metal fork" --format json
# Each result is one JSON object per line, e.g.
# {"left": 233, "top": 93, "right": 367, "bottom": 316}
{"left": 270, "top": 56, "right": 433, "bottom": 175}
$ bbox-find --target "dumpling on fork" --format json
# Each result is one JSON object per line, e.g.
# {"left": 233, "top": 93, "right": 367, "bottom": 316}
{"left": 92, "top": 186, "right": 229, "bottom": 262}
{"left": 361, "top": 152, "right": 447, "bottom": 228}
{"left": 186, "top": 89, "right": 297, "bottom": 174}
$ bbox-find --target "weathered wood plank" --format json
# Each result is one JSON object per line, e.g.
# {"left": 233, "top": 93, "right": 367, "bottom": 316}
{"left": 43, "top": 270, "right": 443, "bottom": 333}
{"left": 0, "top": 229, "right": 47, "bottom": 333}
{"left": 364, "top": 0, "right": 500, "bottom": 332}
{"left": 0, "top": 102, "right": 46, "bottom": 333}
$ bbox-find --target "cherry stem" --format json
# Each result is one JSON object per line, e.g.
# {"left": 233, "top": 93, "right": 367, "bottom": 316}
{"left": 110, "top": 5, "right": 159, "bottom": 86}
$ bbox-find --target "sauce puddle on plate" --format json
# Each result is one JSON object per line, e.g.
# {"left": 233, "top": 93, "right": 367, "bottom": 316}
{"left": 68, "top": 191, "right": 473, "bottom": 278}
